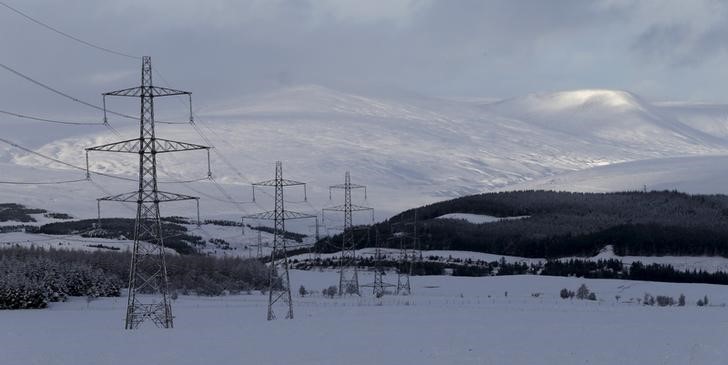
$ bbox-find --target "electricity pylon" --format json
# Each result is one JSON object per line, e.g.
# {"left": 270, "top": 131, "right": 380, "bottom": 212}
{"left": 246, "top": 229, "right": 265, "bottom": 259}
{"left": 256, "top": 229, "right": 264, "bottom": 258}
{"left": 390, "top": 211, "right": 420, "bottom": 296}
{"left": 361, "top": 229, "right": 394, "bottom": 297}
{"left": 308, "top": 217, "right": 322, "bottom": 261}
{"left": 243, "top": 161, "right": 315, "bottom": 320}
{"left": 322, "top": 171, "right": 373, "bottom": 296}
{"left": 396, "top": 238, "right": 412, "bottom": 295}
{"left": 86, "top": 56, "right": 210, "bottom": 329}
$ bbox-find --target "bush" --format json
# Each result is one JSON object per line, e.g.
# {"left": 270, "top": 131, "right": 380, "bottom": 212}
{"left": 587, "top": 292, "right": 597, "bottom": 301}
{"left": 322, "top": 286, "right": 337, "bottom": 298}
{"left": 643, "top": 293, "right": 655, "bottom": 306}
{"left": 656, "top": 295, "right": 675, "bottom": 307}
{"left": 576, "top": 284, "right": 590, "bottom": 300}
{"left": 678, "top": 294, "right": 685, "bottom": 306}
{"left": 559, "top": 288, "right": 574, "bottom": 299}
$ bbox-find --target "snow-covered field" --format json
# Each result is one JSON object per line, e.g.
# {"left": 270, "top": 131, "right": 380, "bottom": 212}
{"left": 1, "top": 270, "right": 726, "bottom": 365}
{"left": 0, "top": 231, "right": 139, "bottom": 253}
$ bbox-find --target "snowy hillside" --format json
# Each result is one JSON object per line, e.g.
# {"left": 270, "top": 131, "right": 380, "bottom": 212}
{"left": 3, "top": 85, "right": 728, "bottom": 220}
{"left": 510, "top": 155, "right": 728, "bottom": 194}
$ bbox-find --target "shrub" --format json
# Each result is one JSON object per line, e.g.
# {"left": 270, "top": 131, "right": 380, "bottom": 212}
{"left": 322, "top": 286, "right": 337, "bottom": 298}
{"left": 576, "top": 284, "right": 590, "bottom": 300}
{"left": 656, "top": 295, "right": 675, "bottom": 307}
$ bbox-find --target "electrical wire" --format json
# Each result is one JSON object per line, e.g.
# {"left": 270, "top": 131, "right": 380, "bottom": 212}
{"left": 0, "top": 137, "right": 213, "bottom": 185}
{"left": 0, "top": 5, "right": 282, "bottom": 211}
{"left": 149, "top": 69, "right": 268, "bottom": 212}
{"left": 0, "top": 178, "right": 88, "bottom": 185}
{"left": 0, "top": 137, "right": 121, "bottom": 182}
{"left": 0, "top": 109, "right": 103, "bottom": 126}
{"left": 0, "top": 62, "right": 135, "bottom": 120}
{"left": 0, "top": 1, "right": 139, "bottom": 60}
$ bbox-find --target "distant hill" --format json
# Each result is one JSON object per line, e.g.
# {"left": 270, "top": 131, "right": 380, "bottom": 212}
{"left": 5, "top": 85, "right": 728, "bottom": 219}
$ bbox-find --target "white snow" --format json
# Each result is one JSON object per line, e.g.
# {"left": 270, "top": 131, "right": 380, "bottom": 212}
{"left": 4, "top": 86, "right": 728, "bottom": 220}
{"left": 0, "top": 231, "right": 178, "bottom": 255}
{"left": 510, "top": 155, "right": 728, "bottom": 194}
{"left": 1, "top": 271, "right": 726, "bottom": 365}
{"left": 435, "top": 213, "right": 529, "bottom": 224}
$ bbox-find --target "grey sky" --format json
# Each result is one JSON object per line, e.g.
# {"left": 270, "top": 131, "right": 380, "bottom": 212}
{"left": 2, "top": 0, "right": 728, "bottom": 129}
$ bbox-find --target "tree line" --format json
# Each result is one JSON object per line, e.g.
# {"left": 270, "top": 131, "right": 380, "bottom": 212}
{"left": 0, "top": 246, "right": 270, "bottom": 309}
{"left": 321, "top": 191, "right": 728, "bottom": 258}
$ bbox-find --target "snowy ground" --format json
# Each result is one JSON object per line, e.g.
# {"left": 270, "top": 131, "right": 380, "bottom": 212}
{"left": 0, "top": 231, "right": 139, "bottom": 253}
{"left": 1, "top": 270, "right": 727, "bottom": 365}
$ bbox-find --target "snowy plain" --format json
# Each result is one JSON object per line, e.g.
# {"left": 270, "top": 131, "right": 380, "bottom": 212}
{"left": 1, "top": 270, "right": 726, "bottom": 365}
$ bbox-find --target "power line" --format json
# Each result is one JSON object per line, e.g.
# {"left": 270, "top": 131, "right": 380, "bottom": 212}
{"left": 0, "top": 62, "right": 135, "bottom": 120}
{"left": 0, "top": 137, "right": 202, "bottom": 184}
{"left": 0, "top": 1, "right": 139, "bottom": 60}
{"left": 0, "top": 177, "right": 88, "bottom": 185}
{"left": 0, "top": 109, "right": 103, "bottom": 126}
{"left": 0, "top": 136, "right": 213, "bottom": 185}
{"left": 152, "top": 69, "right": 269, "bottom": 211}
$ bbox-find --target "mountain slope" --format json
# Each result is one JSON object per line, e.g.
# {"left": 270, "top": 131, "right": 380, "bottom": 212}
{"left": 3, "top": 85, "right": 728, "bottom": 219}
{"left": 509, "top": 155, "right": 728, "bottom": 194}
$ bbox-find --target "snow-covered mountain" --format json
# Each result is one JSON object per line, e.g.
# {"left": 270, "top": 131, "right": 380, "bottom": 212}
{"left": 509, "top": 155, "right": 728, "bottom": 194}
{"left": 3, "top": 85, "right": 728, "bottom": 220}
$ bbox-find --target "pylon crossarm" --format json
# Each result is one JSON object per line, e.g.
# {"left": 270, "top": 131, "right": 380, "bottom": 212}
{"left": 253, "top": 179, "right": 305, "bottom": 187}
{"left": 149, "top": 86, "right": 191, "bottom": 97}
{"left": 323, "top": 204, "right": 373, "bottom": 212}
{"left": 86, "top": 138, "right": 141, "bottom": 153}
{"left": 329, "top": 183, "right": 366, "bottom": 190}
{"left": 104, "top": 86, "right": 190, "bottom": 98}
{"left": 98, "top": 191, "right": 138, "bottom": 202}
{"left": 86, "top": 138, "right": 209, "bottom": 154}
{"left": 154, "top": 138, "right": 209, "bottom": 153}
{"left": 244, "top": 210, "right": 316, "bottom": 220}
{"left": 156, "top": 191, "right": 199, "bottom": 202}
{"left": 98, "top": 190, "right": 198, "bottom": 203}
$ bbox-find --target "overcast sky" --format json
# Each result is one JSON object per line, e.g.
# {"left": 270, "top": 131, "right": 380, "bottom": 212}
{"left": 2, "top": 0, "right": 728, "bottom": 127}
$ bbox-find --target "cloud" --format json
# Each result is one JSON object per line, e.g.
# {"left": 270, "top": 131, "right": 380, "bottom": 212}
{"left": 2, "top": 0, "right": 728, "bottom": 127}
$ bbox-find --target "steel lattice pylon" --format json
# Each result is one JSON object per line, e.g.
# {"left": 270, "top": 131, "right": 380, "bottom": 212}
{"left": 396, "top": 235, "right": 412, "bottom": 295}
{"left": 255, "top": 229, "right": 264, "bottom": 259}
{"left": 390, "top": 209, "right": 420, "bottom": 296}
{"left": 361, "top": 229, "right": 394, "bottom": 297}
{"left": 86, "top": 56, "right": 210, "bottom": 329}
{"left": 322, "top": 172, "right": 373, "bottom": 296}
{"left": 243, "top": 161, "right": 315, "bottom": 320}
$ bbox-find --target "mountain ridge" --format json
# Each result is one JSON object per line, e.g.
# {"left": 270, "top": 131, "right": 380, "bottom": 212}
{"left": 3, "top": 85, "right": 728, "bottom": 218}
